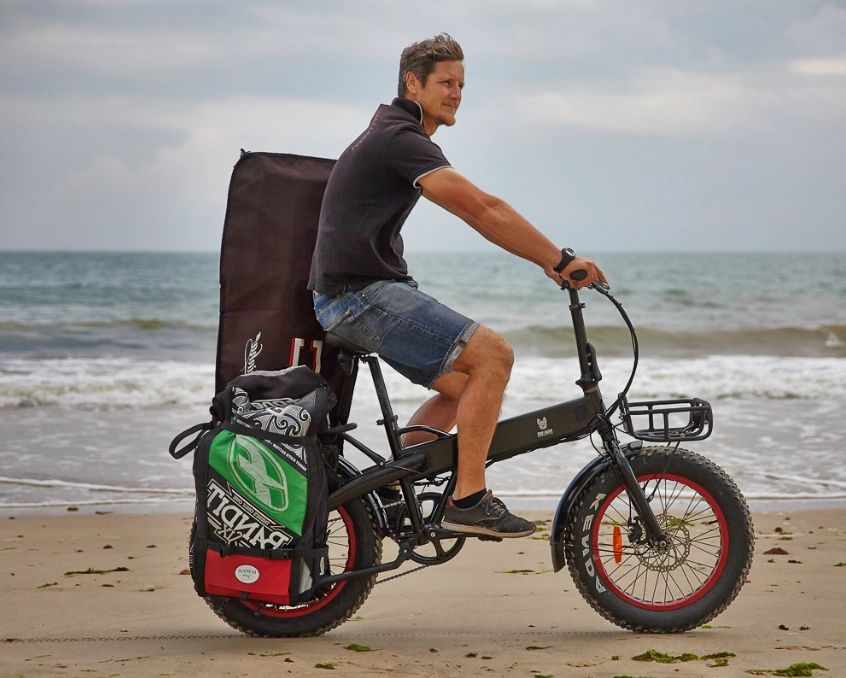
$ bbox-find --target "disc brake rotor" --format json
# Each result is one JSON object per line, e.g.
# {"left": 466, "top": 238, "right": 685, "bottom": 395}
{"left": 632, "top": 514, "right": 692, "bottom": 572}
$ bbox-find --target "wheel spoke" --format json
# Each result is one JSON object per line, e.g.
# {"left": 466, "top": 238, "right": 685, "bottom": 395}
{"left": 603, "top": 552, "right": 638, "bottom": 576}
{"left": 664, "top": 480, "right": 687, "bottom": 513}
{"left": 684, "top": 504, "right": 715, "bottom": 523}
{"left": 681, "top": 495, "right": 705, "bottom": 523}
{"left": 688, "top": 543, "right": 722, "bottom": 561}
{"left": 650, "top": 564, "right": 662, "bottom": 603}
{"left": 623, "top": 559, "right": 645, "bottom": 596}
{"left": 608, "top": 502, "right": 631, "bottom": 526}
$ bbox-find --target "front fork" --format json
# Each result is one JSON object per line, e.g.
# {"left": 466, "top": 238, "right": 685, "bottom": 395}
{"left": 598, "top": 419, "right": 668, "bottom": 548}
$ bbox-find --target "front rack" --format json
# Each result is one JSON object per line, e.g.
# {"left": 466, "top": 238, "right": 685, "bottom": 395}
{"left": 619, "top": 397, "right": 713, "bottom": 442}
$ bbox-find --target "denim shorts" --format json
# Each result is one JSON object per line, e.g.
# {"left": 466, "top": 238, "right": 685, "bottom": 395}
{"left": 313, "top": 280, "right": 479, "bottom": 388}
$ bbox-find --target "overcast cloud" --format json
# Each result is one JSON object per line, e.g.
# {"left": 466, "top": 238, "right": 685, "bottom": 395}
{"left": 1, "top": 0, "right": 844, "bottom": 252}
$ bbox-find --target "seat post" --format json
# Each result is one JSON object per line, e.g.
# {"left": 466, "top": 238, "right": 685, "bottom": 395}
{"left": 361, "top": 355, "right": 405, "bottom": 459}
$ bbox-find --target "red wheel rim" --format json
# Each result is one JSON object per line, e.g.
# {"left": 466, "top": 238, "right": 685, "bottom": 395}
{"left": 242, "top": 505, "right": 357, "bottom": 618}
{"left": 590, "top": 473, "right": 729, "bottom": 611}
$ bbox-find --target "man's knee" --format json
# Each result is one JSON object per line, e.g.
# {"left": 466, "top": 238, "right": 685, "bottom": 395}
{"left": 431, "top": 371, "right": 468, "bottom": 401}
{"left": 455, "top": 326, "right": 513, "bottom": 380}
{"left": 489, "top": 332, "right": 514, "bottom": 376}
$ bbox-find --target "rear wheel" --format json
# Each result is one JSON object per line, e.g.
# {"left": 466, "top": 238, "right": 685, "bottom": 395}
{"left": 562, "top": 446, "right": 753, "bottom": 632}
{"left": 205, "top": 495, "right": 381, "bottom": 637}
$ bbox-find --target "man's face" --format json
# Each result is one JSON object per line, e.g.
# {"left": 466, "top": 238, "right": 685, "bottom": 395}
{"left": 406, "top": 60, "right": 464, "bottom": 135}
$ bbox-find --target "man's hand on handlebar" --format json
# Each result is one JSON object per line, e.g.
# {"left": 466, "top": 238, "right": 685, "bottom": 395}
{"left": 545, "top": 256, "right": 609, "bottom": 290}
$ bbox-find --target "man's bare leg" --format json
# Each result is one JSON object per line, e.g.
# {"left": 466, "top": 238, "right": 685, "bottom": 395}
{"left": 406, "top": 326, "right": 533, "bottom": 537}
{"left": 404, "top": 326, "right": 513, "bottom": 499}
{"left": 401, "top": 371, "right": 467, "bottom": 447}
{"left": 448, "top": 326, "right": 513, "bottom": 499}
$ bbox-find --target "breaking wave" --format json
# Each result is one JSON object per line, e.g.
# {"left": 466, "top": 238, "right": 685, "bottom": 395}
{"left": 1, "top": 353, "right": 845, "bottom": 410}
{"left": 503, "top": 324, "right": 846, "bottom": 358}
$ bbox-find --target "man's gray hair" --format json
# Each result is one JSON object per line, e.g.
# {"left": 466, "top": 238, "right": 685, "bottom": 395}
{"left": 397, "top": 33, "right": 464, "bottom": 98}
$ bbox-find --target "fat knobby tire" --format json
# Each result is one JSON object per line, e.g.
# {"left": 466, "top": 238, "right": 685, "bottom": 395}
{"left": 204, "top": 495, "right": 382, "bottom": 637}
{"left": 562, "top": 446, "right": 754, "bottom": 632}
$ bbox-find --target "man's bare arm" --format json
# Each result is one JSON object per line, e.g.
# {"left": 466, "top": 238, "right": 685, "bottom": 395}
{"left": 418, "top": 167, "right": 607, "bottom": 287}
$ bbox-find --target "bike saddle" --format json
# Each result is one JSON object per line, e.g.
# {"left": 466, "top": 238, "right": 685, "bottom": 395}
{"left": 324, "top": 334, "right": 370, "bottom": 375}
{"left": 324, "top": 333, "right": 370, "bottom": 355}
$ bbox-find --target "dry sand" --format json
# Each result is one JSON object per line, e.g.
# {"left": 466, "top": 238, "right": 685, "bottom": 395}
{"left": 1, "top": 507, "right": 844, "bottom": 677}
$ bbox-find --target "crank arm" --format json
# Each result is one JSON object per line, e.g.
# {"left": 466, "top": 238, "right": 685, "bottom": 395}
{"left": 420, "top": 524, "right": 464, "bottom": 542}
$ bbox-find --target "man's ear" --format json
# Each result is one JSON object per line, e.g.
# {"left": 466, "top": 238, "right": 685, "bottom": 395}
{"left": 405, "top": 72, "right": 420, "bottom": 96}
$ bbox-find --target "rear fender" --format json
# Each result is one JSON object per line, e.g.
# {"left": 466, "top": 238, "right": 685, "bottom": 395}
{"left": 549, "top": 441, "right": 642, "bottom": 572}
{"left": 336, "top": 457, "right": 388, "bottom": 533}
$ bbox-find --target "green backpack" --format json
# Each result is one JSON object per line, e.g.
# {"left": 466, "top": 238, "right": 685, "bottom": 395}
{"left": 170, "top": 366, "right": 335, "bottom": 605}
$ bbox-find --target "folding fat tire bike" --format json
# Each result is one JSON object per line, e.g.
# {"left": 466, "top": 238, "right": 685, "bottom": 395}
{"left": 206, "top": 282, "right": 754, "bottom": 637}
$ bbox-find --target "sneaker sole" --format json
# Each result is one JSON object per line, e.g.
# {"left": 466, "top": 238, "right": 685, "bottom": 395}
{"left": 441, "top": 520, "right": 535, "bottom": 539}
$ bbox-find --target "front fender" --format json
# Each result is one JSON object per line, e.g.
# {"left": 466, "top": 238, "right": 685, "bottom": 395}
{"left": 549, "top": 440, "right": 642, "bottom": 572}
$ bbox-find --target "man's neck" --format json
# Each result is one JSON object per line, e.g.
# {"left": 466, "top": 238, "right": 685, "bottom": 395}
{"left": 395, "top": 97, "right": 436, "bottom": 135}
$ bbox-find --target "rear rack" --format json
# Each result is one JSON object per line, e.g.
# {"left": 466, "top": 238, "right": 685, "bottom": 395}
{"left": 619, "top": 397, "right": 713, "bottom": 442}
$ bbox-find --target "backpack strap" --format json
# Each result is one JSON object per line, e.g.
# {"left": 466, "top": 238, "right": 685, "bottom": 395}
{"left": 170, "top": 420, "right": 315, "bottom": 460}
{"left": 209, "top": 541, "right": 329, "bottom": 561}
{"left": 169, "top": 422, "right": 214, "bottom": 459}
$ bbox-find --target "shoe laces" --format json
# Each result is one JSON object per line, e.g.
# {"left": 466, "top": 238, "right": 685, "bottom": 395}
{"left": 483, "top": 494, "right": 508, "bottom": 518}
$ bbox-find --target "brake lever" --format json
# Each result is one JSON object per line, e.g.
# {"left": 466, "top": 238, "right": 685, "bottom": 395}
{"left": 559, "top": 268, "right": 612, "bottom": 292}
{"left": 559, "top": 279, "right": 612, "bottom": 293}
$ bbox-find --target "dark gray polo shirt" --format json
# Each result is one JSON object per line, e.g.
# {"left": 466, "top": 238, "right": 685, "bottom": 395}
{"left": 308, "top": 98, "right": 451, "bottom": 296}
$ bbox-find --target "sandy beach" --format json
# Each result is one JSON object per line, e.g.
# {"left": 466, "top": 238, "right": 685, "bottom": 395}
{"left": 2, "top": 507, "right": 844, "bottom": 678}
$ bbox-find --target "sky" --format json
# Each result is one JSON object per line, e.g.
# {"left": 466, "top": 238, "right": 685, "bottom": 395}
{"left": 1, "top": 0, "right": 845, "bottom": 253}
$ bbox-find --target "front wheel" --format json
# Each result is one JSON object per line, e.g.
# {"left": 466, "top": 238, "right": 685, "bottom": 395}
{"left": 562, "top": 446, "right": 754, "bottom": 632}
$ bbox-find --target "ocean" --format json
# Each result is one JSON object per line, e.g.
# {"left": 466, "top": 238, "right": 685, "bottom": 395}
{"left": 1, "top": 250, "right": 844, "bottom": 512}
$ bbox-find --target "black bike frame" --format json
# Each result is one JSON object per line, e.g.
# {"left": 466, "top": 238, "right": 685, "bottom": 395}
{"left": 320, "top": 286, "right": 667, "bottom": 585}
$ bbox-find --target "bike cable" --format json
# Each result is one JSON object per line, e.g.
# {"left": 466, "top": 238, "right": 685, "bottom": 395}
{"left": 589, "top": 284, "right": 685, "bottom": 498}
{"left": 644, "top": 439, "right": 683, "bottom": 503}
{"left": 589, "top": 283, "right": 639, "bottom": 421}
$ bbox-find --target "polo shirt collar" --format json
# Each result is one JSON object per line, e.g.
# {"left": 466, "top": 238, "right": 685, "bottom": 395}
{"left": 392, "top": 97, "right": 424, "bottom": 126}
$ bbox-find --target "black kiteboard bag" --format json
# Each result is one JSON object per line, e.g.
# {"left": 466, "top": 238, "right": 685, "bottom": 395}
{"left": 215, "top": 150, "right": 356, "bottom": 430}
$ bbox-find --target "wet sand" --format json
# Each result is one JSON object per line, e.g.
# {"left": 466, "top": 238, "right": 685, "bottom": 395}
{"left": 1, "top": 508, "right": 844, "bottom": 677}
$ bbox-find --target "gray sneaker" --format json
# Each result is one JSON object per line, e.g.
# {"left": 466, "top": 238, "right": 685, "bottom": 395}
{"left": 442, "top": 491, "right": 536, "bottom": 538}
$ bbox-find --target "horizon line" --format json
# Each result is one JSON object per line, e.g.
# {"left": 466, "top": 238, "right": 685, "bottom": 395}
{"left": 1, "top": 247, "right": 844, "bottom": 255}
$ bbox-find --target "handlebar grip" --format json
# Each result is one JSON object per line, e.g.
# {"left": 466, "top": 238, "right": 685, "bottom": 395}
{"left": 569, "top": 269, "right": 588, "bottom": 281}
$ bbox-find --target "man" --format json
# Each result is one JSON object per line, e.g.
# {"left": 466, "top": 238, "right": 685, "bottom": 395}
{"left": 309, "top": 34, "right": 607, "bottom": 538}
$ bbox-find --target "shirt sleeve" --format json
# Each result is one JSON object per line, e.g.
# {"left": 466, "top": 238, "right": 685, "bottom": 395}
{"left": 386, "top": 126, "right": 451, "bottom": 188}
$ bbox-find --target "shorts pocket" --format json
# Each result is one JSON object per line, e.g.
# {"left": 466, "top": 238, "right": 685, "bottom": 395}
{"left": 341, "top": 314, "right": 381, "bottom": 353}
{"left": 321, "top": 307, "right": 381, "bottom": 354}
{"left": 323, "top": 308, "right": 352, "bottom": 333}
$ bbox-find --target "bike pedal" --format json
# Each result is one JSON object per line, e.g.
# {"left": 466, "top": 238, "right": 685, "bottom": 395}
{"left": 477, "top": 535, "right": 503, "bottom": 542}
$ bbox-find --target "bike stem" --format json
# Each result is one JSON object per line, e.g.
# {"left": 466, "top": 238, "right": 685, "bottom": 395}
{"left": 567, "top": 287, "right": 601, "bottom": 392}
